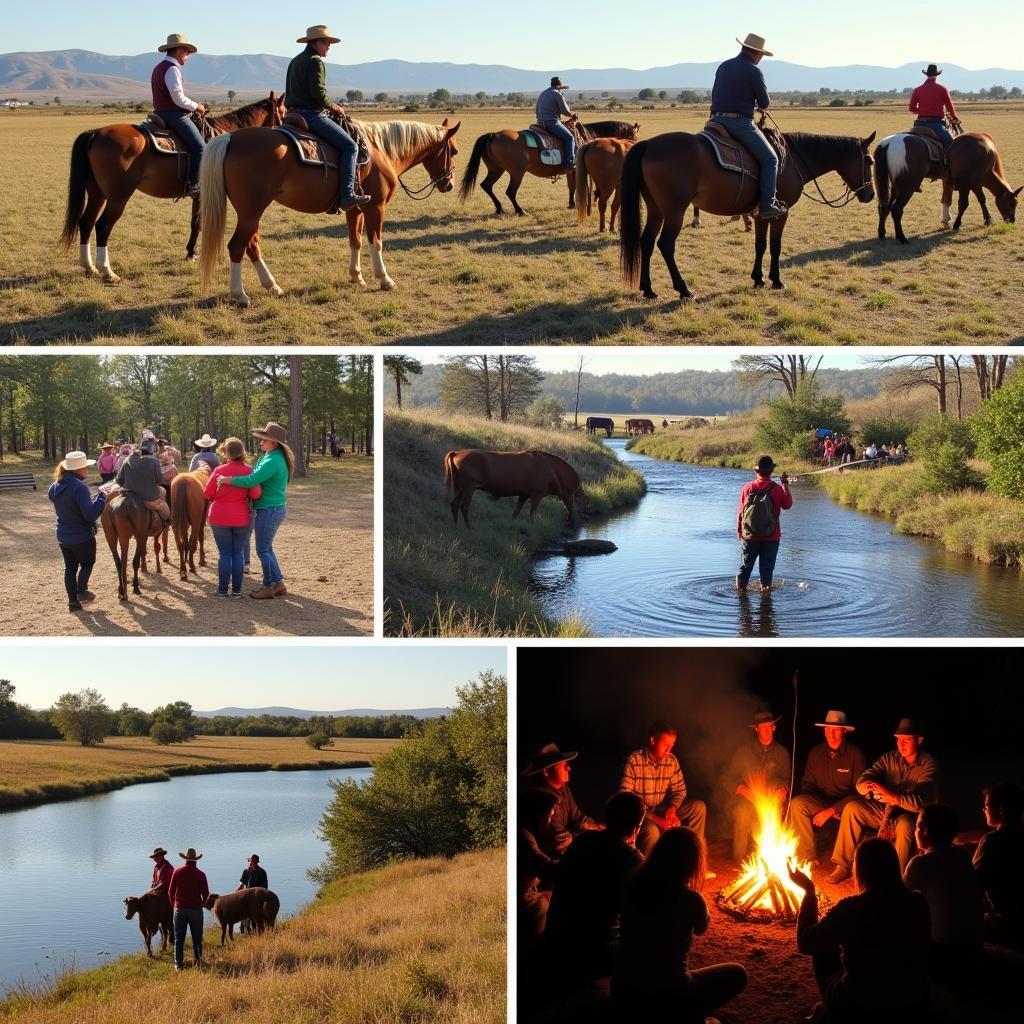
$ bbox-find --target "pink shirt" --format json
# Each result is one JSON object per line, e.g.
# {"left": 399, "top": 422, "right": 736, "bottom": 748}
{"left": 204, "top": 461, "right": 262, "bottom": 527}
{"left": 97, "top": 451, "right": 118, "bottom": 474}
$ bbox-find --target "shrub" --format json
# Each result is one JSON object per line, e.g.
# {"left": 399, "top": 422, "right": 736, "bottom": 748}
{"left": 526, "top": 394, "right": 566, "bottom": 429}
{"left": 306, "top": 731, "right": 334, "bottom": 750}
{"left": 859, "top": 415, "right": 914, "bottom": 446}
{"left": 918, "top": 441, "right": 984, "bottom": 494}
{"left": 972, "top": 372, "right": 1024, "bottom": 499}
{"left": 150, "top": 720, "right": 187, "bottom": 745}
{"left": 755, "top": 379, "right": 851, "bottom": 451}
{"left": 909, "top": 413, "right": 976, "bottom": 461}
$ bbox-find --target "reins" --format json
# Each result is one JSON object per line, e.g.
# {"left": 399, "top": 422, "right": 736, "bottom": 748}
{"left": 397, "top": 134, "right": 454, "bottom": 200}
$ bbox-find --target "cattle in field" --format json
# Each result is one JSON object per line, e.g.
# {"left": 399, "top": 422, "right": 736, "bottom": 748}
{"left": 123, "top": 888, "right": 173, "bottom": 956}
{"left": 625, "top": 418, "right": 655, "bottom": 436}
{"left": 585, "top": 416, "right": 614, "bottom": 437}
{"left": 204, "top": 888, "right": 280, "bottom": 945}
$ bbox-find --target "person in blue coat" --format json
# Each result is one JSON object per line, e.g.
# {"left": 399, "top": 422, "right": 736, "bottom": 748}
{"left": 47, "top": 451, "right": 107, "bottom": 611}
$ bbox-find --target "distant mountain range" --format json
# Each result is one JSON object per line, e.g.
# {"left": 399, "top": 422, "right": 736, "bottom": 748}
{"left": 195, "top": 706, "right": 450, "bottom": 719}
{"left": 3, "top": 50, "right": 1023, "bottom": 99}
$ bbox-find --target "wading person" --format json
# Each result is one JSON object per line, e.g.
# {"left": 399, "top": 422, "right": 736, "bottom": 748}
{"left": 97, "top": 442, "right": 118, "bottom": 483}
{"left": 973, "top": 781, "right": 1024, "bottom": 944}
{"left": 217, "top": 422, "right": 292, "bottom": 600}
{"left": 619, "top": 720, "right": 708, "bottom": 858}
{"left": 909, "top": 64, "right": 962, "bottom": 149}
{"left": 48, "top": 451, "right": 106, "bottom": 612}
{"left": 736, "top": 455, "right": 792, "bottom": 595}
{"left": 168, "top": 847, "right": 209, "bottom": 971}
{"left": 709, "top": 33, "right": 787, "bottom": 218}
{"left": 204, "top": 437, "right": 262, "bottom": 598}
{"left": 828, "top": 718, "right": 939, "bottom": 883}
{"left": 535, "top": 76, "right": 579, "bottom": 172}
{"left": 151, "top": 34, "right": 206, "bottom": 197}
{"left": 285, "top": 26, "right": 371, "bottom": 212}
{"left": 789, "top": 711, "right": 867, "bottom": 863}
{"left": 522, "top": 742, "right": 603, "bottom": 857}
{"left": 114, "top": 431, "right": 172, "bottom": 525}
{"left": 189, "top": 434, "right": 220, "bottom": 474}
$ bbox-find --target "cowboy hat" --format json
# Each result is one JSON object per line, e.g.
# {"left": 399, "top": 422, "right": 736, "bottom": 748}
{"left": 158, "top": 34, "right": 198, "bottom": 55}
{"left": 749, "top": 710, "right": 781, "bottom": 728}
{"left": 894, "top": 718, "right": 925, "bottom": 737}
{"left": 251, "top": 421, "right": 289, "bottom": 445}
{"left": 523, "top": 742, "right": 578, "bottom": 776}
{"left": 815, "top": 709, "right": 855, "bottom": 731}
{"left": 98, "top": 441, "right": 115, "bottom": 450}
{"left": 195, "top": 433, "right": 218, "bottom": 448}
{"left": 297, "top": 25, "right": 341, "bottom": 44}
{"left": 755, "top": 455, "right": 777, "bottom": 474}
{"left": 737, "top": 33, "right": 773, "bottom": 57}
{"left": 119, "top": 443, "right": 132, "bottom": 456}
{"left": 179, "top": 847, "right": 203, "bottom": 861}
{"left": 60, "top": 451, "right": 95, "bottom": 471}
{"left": 922, "top": 64, "right": 943, "bottom": 77}
{"left": 550, "top": 76, "right": 569, "bottom": 90}
{"left": 149, "top": 847, "right": 168, "bottom": 859}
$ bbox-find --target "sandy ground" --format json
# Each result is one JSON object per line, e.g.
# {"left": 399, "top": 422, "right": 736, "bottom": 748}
{"left": 0, "top": 466, "right": 373, "bottom": 636}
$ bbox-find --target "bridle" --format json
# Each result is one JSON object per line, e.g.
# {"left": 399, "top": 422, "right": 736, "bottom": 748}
{"left": 398, "top": 133, "right": 455, "bottom": 200}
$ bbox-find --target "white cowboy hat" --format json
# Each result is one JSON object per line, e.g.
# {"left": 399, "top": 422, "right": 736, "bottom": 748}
{"left": 737, "top": 33, "right": 773, "bottom": 57}
{"left": 158, "top": 34, "right": 198, "bottom": 55}
{"left": 195, "top": 433, "right": 218, "bottom": 448}
{"left": 297, "top": 25, "right": 341, "bottom": 44}
{"left": 60, "top": 451, "right": 96, "bottom": 471}
{"left": 814, "top": 709, "right": 855, "bottom": 731}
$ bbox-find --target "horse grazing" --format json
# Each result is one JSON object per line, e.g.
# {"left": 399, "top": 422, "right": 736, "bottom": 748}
{"left": 169, "top": 463, "right": 211, "bottom": 580}
{"left": 124, "top": 888, "right": 173, "bottom": 957}
{"left": 59, "top": 94, "right": 286, "bottom": 282}
{"left": 942, "top": 132, "right": 1020, "bottom": 230}
{"left": 460, "top": 120, "right": 639, "bottom": 216}
{"left": 575, "top": 138, "right": 636, "bottom": 232}
{"left": 101, "top": 493, "right": 170, "bottom": 601}
{"left": 620, "top": 129, "right": 875, "bottom": 299}
{"left": 199, "top": 118, "right": 460, "bottom": 305}
{"left": 873, "top": 131, "right": 950, "bottom": 243}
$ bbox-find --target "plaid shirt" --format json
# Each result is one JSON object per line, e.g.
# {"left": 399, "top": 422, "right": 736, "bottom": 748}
{"left": 619, "top": 748, "right": 686, "bottom": 814}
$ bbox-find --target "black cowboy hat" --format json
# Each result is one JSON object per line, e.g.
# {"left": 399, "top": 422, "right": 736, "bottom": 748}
{"left": 750, "top": 710, "right": 781, "bottom": 728}
{"left": 755, "top": 455, "right": 777, "bottom": 474}
{"left": 894, "top": 718, "right": 926, "bottom": 736}
{"left": 148, "top": 847, "right": 168, "bottom": 859}
{"left": 523, "top": 742, "right": 577, "bottom": 776}
{"left": 922, "top": 64, "right": 942, "bottom": 77}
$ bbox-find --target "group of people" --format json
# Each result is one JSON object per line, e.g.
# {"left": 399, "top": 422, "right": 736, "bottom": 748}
{"left": 812, "top": 433, "right": 856, "bottom": 464}
{"left": 519, "top": 713, "right": 1022, "bottom": 1023}
{"left": 863, "top": 440, "right": 908, "bottom": 464}
{"left": 47, "top": 421, "right": 294, "bottom": 609}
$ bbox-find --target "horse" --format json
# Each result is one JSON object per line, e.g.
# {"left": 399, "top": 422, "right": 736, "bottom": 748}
{"left": 575, "top": 138, "right": 636, "bottom": 232}
{"left": 941, "top": 132, "right": 1020, "bottom": 230}
{"left": 619, "top": 128, "right": 875, "bottom": 299}
{"left": 169, "top": 464, "right": 211, "bottom": 580}
{"left": 59, "top": 94, "right": 286, "bottom": 282}
{"left": 101, "top": 493, "right": 170, "bottom": 601}
{"left": 873, "top": 130, "right": 950, "bottom": 243}
{"left": 459, "top": 120, "right": 640, "bottom": 216}
{"left": 199, "top": 118, "right": 461, "bottom": 305}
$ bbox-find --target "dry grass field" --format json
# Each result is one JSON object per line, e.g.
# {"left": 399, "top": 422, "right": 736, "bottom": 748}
{"left": 2, "top": 103, "right": 1021, "bottom": 344}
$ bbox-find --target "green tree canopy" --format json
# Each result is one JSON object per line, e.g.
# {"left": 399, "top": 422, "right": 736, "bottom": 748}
{"left": 755, "top": 379, "right": 851, "bottom": 451}
{"left": 52, "top": 689, "right": 113, "bottom": 746}
{"left": 972, "top": 371, "right": 1024, "bottom": 499}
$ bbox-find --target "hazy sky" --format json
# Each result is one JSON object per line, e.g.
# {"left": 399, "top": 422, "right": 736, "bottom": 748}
{"left": 5, "top": 2, "right": 1019, "bottom": 70}
{"left": 2, "top": 645, "right": 507, "bottom": 711}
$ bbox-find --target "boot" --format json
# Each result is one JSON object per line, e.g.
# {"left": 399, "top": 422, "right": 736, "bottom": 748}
{"left": 338, "top": 192, "right": 371, "bottom": 211}
{"left": 758, "top": 198, "right": 788, "bottom": 219}
{"left": 250, "top": 586, "right": 276, "bottom": 600}
{"left": 271, "top": 581, "right": 288, "bottom": 597}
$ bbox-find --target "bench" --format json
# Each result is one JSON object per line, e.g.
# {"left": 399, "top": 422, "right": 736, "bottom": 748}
{"left": 0, "top": 472, "right": 36, "bottom": 491}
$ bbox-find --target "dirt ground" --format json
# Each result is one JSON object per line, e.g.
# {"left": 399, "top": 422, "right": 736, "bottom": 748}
{"left": 0, "top": 460, "right": 373, "bottom": 636}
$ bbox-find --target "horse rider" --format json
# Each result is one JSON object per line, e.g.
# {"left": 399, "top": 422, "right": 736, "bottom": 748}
{"left": 909, "top": 64, "right": 962, "bottom": 149}
{"left": 709, "top": 33, "right": 787, "bottom": 219}
{"left": 535, "top": 76, "right": 579, "bottom": 172}
{"left": 285, "top": 25, "right": 371, "bottom": 212}
{"left": 151, "top": 34, "right": 206, "bottom": 198}
{"left": 113, "top": 430, "right": 172, "bottom": 525}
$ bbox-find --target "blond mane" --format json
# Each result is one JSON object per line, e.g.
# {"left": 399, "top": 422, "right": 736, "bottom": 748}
{"left": 353, "top": 120, "right": 446, "bottom": 159}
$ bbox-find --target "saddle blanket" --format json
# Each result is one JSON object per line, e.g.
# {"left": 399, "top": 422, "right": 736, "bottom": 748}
{"left": 137, "top": 121, "right": 188, "bottom": 155}
{"left": 908, "top": 127, "right": 945, "bottom": 167}
{"left": 524, "top": 125, "right": 565, "bottom": 166}
{"left": 698, "top": 121, "right": 761, "bottom": 180}
{"left": 274, "top": 125, "right": 339, "bottom": 169}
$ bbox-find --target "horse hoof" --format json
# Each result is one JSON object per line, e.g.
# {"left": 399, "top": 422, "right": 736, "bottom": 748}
{"left": 380, "top": 279, "right": 396, "bottom": 292}
{"left": 185, "top": 254, "right": 198, "bottom": 263}
{"left": 232, "top": 293, "right": 251, "bottom": 308}
{"left": 350, "top": 276, "right": 367, "bottom": 287}
{"left": 264, "top": 283, "right": 284, "bottom": 297}
{"left": 641, "top": 289, "right": 657, "bottom": 300}
{"left": 101, "top": 272, "right": 122, "bottom": 285}
{"left": 679, "top": 292, "right": 695, "bottom": 303}
{"left": 753, "top": 280, "right": 765, "bottom": 289}
{"left": 771, "top": 281, "right": 786, "bottom": 291}
{"left": 82, "top": 266, "right": 99, "bottom": 277}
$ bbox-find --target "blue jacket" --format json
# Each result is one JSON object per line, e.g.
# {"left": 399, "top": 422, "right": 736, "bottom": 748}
{"left": 47, "top": 474, "right": 105, "bottom": 545}
{"left": 711, "top": 52, "right": 771, "bottom": 117}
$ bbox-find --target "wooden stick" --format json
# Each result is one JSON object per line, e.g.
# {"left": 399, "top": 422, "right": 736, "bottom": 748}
{"left": 768, "top": 876, "right": 786, "bottom": 917}
{"left": 738, "top": 878, "right": 771, "bottom": 912}
{"left": 722, "top": 873, "right": 760, "bottom": 904}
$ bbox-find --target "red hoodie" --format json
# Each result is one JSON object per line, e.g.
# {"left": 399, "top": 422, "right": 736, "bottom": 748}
{"left": 737, "top": 475, "right": 793, "bottom": 542}
{"left": 204, "top": 461, "right": 262, "bottom": 527}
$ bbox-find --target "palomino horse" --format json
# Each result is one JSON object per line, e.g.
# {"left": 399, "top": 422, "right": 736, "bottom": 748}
{"left": 620, "top": 129, "right": 876, "bottom": 299}
{"left": 460, "top": 120, "right": 640, "bottom": 215}
{"left": 575, "top": 138, "right": 636, "bottom": 232}
{"left": 941, "top": 132, "right": 1020, "bottom": 230}
{"left": 59, "top": 94, "right": 286, "bottom": 282}
{"left": 169, "top": 464, "right": 211, "bottom": 579}
{"left": 199, "top": 118, "right": 461, "bottom": 304}
{"left": 101, "top": 494, "right": 170, "bottom": 601}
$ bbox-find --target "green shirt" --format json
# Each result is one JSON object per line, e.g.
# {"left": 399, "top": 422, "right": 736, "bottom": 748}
{"left": 227, "top": 447, "right": 288, "bottom": 508}
{"left": 286, "top": 46, "right": 331, "bottom": 111}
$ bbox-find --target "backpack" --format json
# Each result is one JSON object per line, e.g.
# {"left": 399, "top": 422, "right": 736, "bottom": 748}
{"left": 741, "top": 485, "right": 778, "bottom": 539}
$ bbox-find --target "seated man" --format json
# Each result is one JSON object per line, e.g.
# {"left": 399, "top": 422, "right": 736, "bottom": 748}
{"left": 113, "top": 430, "right": 171, "bottom": 524}
{"left": 973, "top": 781, "right": 1024, "bottom": 944}
{"left": 534, "top": 76, "right": 578, "bottom": 172}
{"left": 909, "top": 64, "right": 962, "bottom": 148}
{"left": 151, "top": 34, "right": 206, "bottom": 197}
{"left": 522, "top": 742, "right": 603, "bottom": 857}
{"left": 518, "top": 788, "right": 559, "bottom": 941}
{"left": 829, "top": 718, "right": 939, "bottom": 884}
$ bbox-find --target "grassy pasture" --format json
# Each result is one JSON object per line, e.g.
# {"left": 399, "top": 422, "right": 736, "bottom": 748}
{"left": 2, "top": 103, "right": 1022, "bottom": 344}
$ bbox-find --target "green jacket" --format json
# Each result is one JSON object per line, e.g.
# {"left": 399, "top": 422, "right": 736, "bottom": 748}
{"left": 286, "top": 46, "right": 331, "bottom": 111}
{"left": 227, "top": 447, "right": 288, "bottom": 508}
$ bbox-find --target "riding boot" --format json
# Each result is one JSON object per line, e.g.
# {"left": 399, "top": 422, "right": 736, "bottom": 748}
{"left": 332, "top": 150, "right": 371, "bottom": 213}
{"left": 758, "top": 198, "right": 788, "bottom": 219}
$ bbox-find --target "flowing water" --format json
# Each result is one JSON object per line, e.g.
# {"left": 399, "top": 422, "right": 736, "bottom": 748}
{"left": 0, "top": 767, "right": 372, "bottom": 995}
{"left": 529, "top": 440, "right": 1024, "bottom": 637}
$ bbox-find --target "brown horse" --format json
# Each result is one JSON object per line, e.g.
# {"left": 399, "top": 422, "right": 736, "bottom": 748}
{"left": 101, "top": 493, "right": 170, "bottom": 601}
{"left": 199, "top": 118, "right": 461, "bottom": 304}
{"left": 941, "top": 132, "right": 1021, "bottom": 230}
{"left": 575, "top": 138, "right": 636, "bottom": 232}
{"left": 620, "top": 129, "right": 876, "bottom": 299}
{"left": 59, "top": 94, "right": 286, "bottom": 282}
{"left": 460, "top": 120, "right": 640, "bottom": 215}
{"left": 169, "top": 464, "right": 211, "bottom": 579}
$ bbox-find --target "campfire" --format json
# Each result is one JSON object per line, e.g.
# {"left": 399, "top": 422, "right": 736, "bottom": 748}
{"left": 717, "top": 778, "right": 811, "bottom": 923}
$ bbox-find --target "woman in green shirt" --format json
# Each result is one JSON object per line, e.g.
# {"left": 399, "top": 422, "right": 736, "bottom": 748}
{"left": 218, "top": 421, "right": 293, "bottom": 599}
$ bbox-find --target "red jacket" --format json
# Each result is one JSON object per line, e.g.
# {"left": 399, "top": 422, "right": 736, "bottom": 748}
{"left": 909, "top": 80, "right": 957, "bottom": 120}
{"left": 168, "top": 862, "right": 210, "bottom": 909}
{"left": 737, "top": 476, "right": 793, "bottom": 542}
{"left": 151, "top": 858, "right": 173, "bottom": 891}
{"left": 204, "top": 461, "right": 262, "bottom": 527}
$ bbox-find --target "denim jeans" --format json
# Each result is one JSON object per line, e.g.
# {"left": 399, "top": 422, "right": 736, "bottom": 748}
{"left": 254, "top": 505, "right": 287, "bottom": 587}
{"left": 289, "top": 109, "right": 358, "bottom": 196}
{"left": 211, "top": 524, "right": 247, "bottom": 594}
{"left": 243, "top": 508, "right": 255, "bottom": 568}
{"left": 173, "top": 906, "right": 204, "bottom": 967}
{"left": 59, "top": 539, "right": 96, "bottom": 602}
{"left": 913, "top": 117, "right": 953, "bottom": 148}
{"left": 737, "top": 538, "right": 780, "bottom": 588}
{"left": 711, "top": 115, "right": 779, "bottom": 206}
{"left": 157, "top": 109, "right": 205, "bottom": 187}
{"left": 541, "top": 119, "right": 576, "bottom": 166}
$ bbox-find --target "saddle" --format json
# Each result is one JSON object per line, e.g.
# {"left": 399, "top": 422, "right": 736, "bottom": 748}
{"left": 524, "top": 122, "right": 581, "bottom": 166}
{"left": 909, "top": 126, "right": 946, "bottom": 171}
{"left": 137, "top": 111, "right": 213, "bottom": 155}
{"left": 275, "top": 111, "right": 371, "bottom": 170}
{"left": 698, "top": 121, "right": 788, "bottom": 182}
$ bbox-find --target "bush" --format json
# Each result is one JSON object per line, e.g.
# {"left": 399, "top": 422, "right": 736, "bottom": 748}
{"left": 859, "top": 415, "right": 914, "bottom": 446}
{"left": 972, "top": 372, "right": 1024, "bottom": 499}
{"left": 306, "top": 730, "right": 334, "bottom": 750}
{"left": 755, "top": 379, "right": 852, "bottom": 451}
{"left": 918, "top": 441, "right": 984, "bottom": 494}
{"left": 150, "top": 719, "right": 187, "bottom": 745}
{"left": 909, "top": 413, "right": 976, "bottom": 461}
{"left": 526, "top": 394, "right": 566, "bottom": 429}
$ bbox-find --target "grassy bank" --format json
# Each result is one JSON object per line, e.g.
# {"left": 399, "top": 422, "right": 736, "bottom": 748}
{"left": 0, "top": 737, "right": 397, "bottom": 810}
{"left": 383, "top": 407, "right": 646, "bottom": 635}
{"left": 1, "top": 846, "right": 505, "bottom": 1024}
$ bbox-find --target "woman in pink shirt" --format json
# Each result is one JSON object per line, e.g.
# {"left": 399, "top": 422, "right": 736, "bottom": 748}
{"left": 203, "top": 437, "right": 261, "bottom": 597}
{"left": 97, "top": 442, "right": 119, "bottom": 483}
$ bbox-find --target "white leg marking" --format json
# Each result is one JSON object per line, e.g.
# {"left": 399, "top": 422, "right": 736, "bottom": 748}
{"left": 79, "top": 242, "right": 97, "bottom": 275}
{"left": 370, "top": 241, "right": 395, "bottom": 291}
{"left": 941, "top": 202, "right": 951, "bottom": 226}
{"left": 230, "top": 261, "right": 250, "bottom": 308}
{"left": 349, "top": 239, "right": 366, "bottom": 285}
{"left": 96, "top": 245, "right": 120, "bottom": 284}
{"left": 253, "top": 259, "right": 283, "bottom": 296}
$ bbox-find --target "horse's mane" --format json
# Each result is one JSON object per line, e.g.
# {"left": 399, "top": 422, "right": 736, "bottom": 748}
{"left": 212, "top": 95, "right": 278, "bottom": 129}
{"left": 784, "top": 131, "right": 862, "bottom": 163}
{"left": 354, "top": 120, "right": 446, "bottom": 159}
{"left": 581, "top": 119, "right": 635, "bottom": 139}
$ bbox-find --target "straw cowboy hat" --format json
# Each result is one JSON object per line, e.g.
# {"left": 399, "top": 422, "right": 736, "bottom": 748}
{"left": 922, "top": 64, "right": 943, "bottom": 77}
{"left": 550, "top": 76, "right": 569, "bottom": 90}
{"left": 98, "top": 442, "right": 115, "bottom": 450}
{"left": 523, "top": 742, "right": 578, "bottom": 776}
{"left": 252, "top": 421, "right": 289, "bottom": 445}
{"left": 60, "top": 451, "right": 95, "bottom": 471}
{"left": 297, "top": 25, "right": 341, "bottom": 44}
{"left": 894, "top": 718, "right": 926, "bottom": 737}
{"left": 179, "top": 847, "right": 203, "bottom": 861}
{"left": 194, "top": 433, "right": 218, "bottom": 448}
{"left": 815, "top": 709, "right": 856, "bottom": 731}
{"left": 158, "top": 34, "right": 198, "bottom": 55}
{"left": 737, "top": 33, "right": 773, "bottom": 57}
{"left": 148, "top": 847, "right": 169, "bottom": 859}
{"left": 749, "top": 710, "right": 781, "bottom": 728}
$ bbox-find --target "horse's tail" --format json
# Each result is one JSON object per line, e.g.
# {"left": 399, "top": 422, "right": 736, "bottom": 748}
{"left": 873, "top": 140, "right": 890, "bottom": 212}
{"left": 443, "top": 451, "right": 455, "bottom": 495}
{"left": 60, "top": 131, "right": 96, "bottom": 250}
{"left": 619, "top": 140, "right": 648, "bottom": 287}
{"left": 199, "top": 134, "right": 231, "bottom": 289}
{"left": 458, "top": 133, "right": 492, "bottom": 203}
{"left": 171, "top": 477, "right": 189, "bottom": 543}
{"left": 575, "top": 143, "right": 592, "bottom": 225}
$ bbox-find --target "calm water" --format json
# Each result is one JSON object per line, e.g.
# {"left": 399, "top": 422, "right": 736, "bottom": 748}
{"left": 529, "top": 439, "right": 1024, "bottom": 637}
{"left": 0, "top": 767, "right": 372, "bottom": 995}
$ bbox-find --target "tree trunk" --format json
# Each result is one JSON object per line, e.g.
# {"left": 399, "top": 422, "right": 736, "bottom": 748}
{"left": 573, "top": 355, "right": 584, "bottom": 430}
{"left": 288, "top": 356, "right": 306, "bottom": 478}
{"left": 364, "top": 358, "right": 373, "bottom": 456}
{"left": 481, "top": 355, "right": 493, "bottom": 420}
{"left": 395, "top": 371, "right": 403, "bottom": 409}
{"left": 204, "top": 382, "right": 215, "bottom": 434}
{"left": 936, "top": 356, "right": 947, "bottom": 415}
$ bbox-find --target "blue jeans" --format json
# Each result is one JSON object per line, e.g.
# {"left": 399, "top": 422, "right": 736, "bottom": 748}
{"left": 737, "top": 539, "right": 780, "bottom": 588}
{"left": 711, "top": 116, "right": 779, "bottom": 207}
{"left": 173, "top": 907, "right": 203, "bottom": 967}
{"left": 211, "top": 524, "right": 246, "bottom": 594}
{"left": 913, "top": 118, "right": 953, "bottom": 148}
{"left": 243, "top": 508, "right": 255, "bottom": 568}
{"left": 289, "top": 109, "right": 358, "bottom": 197}
{"left": 157, "top": 109, "right": 205, "bottom": 187}
{"left": 541, "top": 119, "right": 576, "bottom": 167}
{"left": 254, "top": 505, "right": 287, "bottom": 587}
